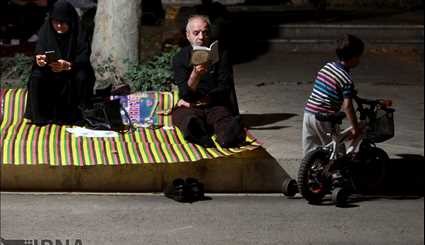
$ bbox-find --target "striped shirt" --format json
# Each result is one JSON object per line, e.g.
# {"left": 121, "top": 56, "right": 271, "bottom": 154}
{"left": 305, "top": 62, "right": 354, "bottom": 114}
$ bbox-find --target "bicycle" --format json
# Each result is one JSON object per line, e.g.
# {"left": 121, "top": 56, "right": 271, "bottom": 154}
{"left": 283, "top": 95, "right": 395, "bottom": 206}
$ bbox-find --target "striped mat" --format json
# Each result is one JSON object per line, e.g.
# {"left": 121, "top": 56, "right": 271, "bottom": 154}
{"left": 1, "top": 89, "right": 260, "bottom": 166}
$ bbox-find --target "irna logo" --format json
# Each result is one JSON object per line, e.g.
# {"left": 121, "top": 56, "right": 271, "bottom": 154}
{"left": 1, "top": 237, "right": 83, "bottom": 245}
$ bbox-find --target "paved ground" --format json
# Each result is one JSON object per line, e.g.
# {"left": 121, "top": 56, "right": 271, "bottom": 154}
{"left": 1, "top": 17, "right": 424, "bottom": 243}
{"left": 1, "top": 193, "right": 423, "bottom": 245}
{"left": 1, "top": 49, "right": 423, "bottom": 245}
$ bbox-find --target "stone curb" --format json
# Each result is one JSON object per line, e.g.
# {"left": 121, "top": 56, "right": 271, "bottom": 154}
{"left": 0, "top": 147, "right": 293, "bottom": 193}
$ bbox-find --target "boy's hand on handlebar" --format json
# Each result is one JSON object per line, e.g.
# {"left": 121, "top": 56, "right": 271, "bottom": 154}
{"left": 349, "top": 126, "right": 362, "bottom": 140}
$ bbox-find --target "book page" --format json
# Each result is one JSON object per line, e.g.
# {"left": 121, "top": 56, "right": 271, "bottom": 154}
{"left": 191, "top": 50, "right": 210, "bottom": 65}
{"left": 209, "top": 40, "right": 219, "bottom": 65}
{"left": 190, "top": 41, "right": 220, "bottom": 65}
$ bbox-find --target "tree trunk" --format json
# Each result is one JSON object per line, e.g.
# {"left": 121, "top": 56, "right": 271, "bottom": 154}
{"left": 90, "top": 0, "right": 142, "bottom": 90}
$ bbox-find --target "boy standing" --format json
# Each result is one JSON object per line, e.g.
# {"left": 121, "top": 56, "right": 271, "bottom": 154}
{"left": 302, "top": 34, "right": 365, "bottom": 157}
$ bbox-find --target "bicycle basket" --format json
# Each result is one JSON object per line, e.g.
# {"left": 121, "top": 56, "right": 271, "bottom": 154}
{"left": 365, "top": 108, "right": 395, "bottom": 143}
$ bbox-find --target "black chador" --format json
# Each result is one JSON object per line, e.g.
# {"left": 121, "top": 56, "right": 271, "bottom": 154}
{"left": 25, "top": 0, "right": 95, "bottom": 125}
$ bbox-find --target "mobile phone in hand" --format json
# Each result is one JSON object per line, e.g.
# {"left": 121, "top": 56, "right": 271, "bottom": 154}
{"left": 45, "top": 50, "right": 58, "bottom": 64}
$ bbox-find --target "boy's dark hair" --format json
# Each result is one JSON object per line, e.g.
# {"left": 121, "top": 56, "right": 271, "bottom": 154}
{"left": 336, "top": 34, "right": 365, "bottom": 61}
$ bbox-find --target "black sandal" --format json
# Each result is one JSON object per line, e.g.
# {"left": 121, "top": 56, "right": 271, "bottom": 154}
{"left": 164, "top": 178, "right": 186, "bottom": 202}
{"left": 185, "top": 178, "right": 205, "bottom": 201}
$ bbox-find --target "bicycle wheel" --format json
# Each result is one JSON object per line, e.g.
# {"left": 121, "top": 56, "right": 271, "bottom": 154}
{"left": 298, "top": 149, "right": 331, "bottom": 204}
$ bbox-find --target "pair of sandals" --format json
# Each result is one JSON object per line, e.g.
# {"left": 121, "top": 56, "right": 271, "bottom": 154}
{"left": 164, "top": 178, "right": 205, "bottom": 203}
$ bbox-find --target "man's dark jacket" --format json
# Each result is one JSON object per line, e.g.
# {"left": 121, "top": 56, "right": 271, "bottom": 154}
{"left": 173, "top": 45, "right": 235, "bottom": 108}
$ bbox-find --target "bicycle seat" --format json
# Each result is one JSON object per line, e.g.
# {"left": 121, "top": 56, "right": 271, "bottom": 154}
{"left": 315, "top": 111, "right": 346, "bottom": 124}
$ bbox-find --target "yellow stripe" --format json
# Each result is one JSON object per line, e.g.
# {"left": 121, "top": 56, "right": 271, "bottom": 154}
{"left": 71, "top": 134, "right": 79, "bottom": 166}
{"left": 123, "top": 133, "right": 138, "bottom": 163}
{"left": 206, "top": 148, "right": 220, "bottom": 158}
{"left": 172, "top": 144, "right": 185, "bottom": 162}
{"left": 93, "top": 137, "right": 103, "bottom": 165}
{"left": 4, "top": 89, "right": 23, "bottom": 165}
{"left": 14, "top": 121, "right": 26, "bottom": 165}
{"left": 169, "top": 141, "right": 184, "bottom": 162}
{"left": 104, "top": 139, "right": 114, "bottom": 165}
{"left": 145, "top": 130, "right": 161, "bottom": 162}
{"left": 48, "top": 125, "right": 57, "bottom": 165}
{"left": 136, "top": 142, "right": 149, "bottom": 163}
{"left": 0, "top": 91, "right": 13, "bottom": 164}
{"left": 215, "top": 144, "right": 232, "bottom": 156}
{"left": 37, "top": 126, "right": 46, "bottom": 163}
{"left": 163, "top": 92, "right": 171, "bottom": 112}
{"left": 126, "top": 140, "right": 138, "bottom": 164}
{"left": 82, "top": 137, "right": 90, "bottom": 165}
{"left": 212, "top": 135, "right": 233, "bottom": 156}
{"left": 165, "top": 130, "right": 185, "bottom": 161}
{"left": 246, "top": 135, "right": 260, "bottom": 147}
{"left": 163, "top": 92, "right": 171, "bottom": 127}
{"left": 228, "top": 147, "right": 243, "bottom": 154}
{"left": 114, "top": 138, "right": 126, "bottom": 163}
{"left": 12, "top": 89, "right": 22, "bottom": 126}
{"left": 163, "top": 114, "right": 169, "bottom": 127}
{"left": 136, "top": 131, "right": 148, "bottom": 162}
{"left": 0, "top": 90, "right": 11, "bottom": 129}
{"left": 159, "top": 143, "right": 172, "bottom": 163}
{"left": 246, "top": 135, "right": 256, "bottom": 144}
{"left": 2, "top": 93, "right": 16, "bottom": 141}
{"left": 161, "top": 93, "right": 167, "bottom": 126}
{"left": 175, "top": 128, "right": 197, "bottom": 161}
{"left": 155, "top": 130, "right": 172, "bottom": 162}
{"left": 2, "top": 138, "right": 9, "bottom": 164}
{"left": 124, "top": 133, "right": 131, "bottom": 143}
{"left": 173, "top": 90, "right": 179, "bottom": 106}
{"left": 145, "top": 128, "right": 154, "bottom": 143}
{"left": 134, "top": 129, "right": 143, "bottom": 144}
{"left": 195, "top": 144, "right": 209, "bottom": 159}
{"left": 59, "top": 127, "right": 67, "bottom": 165}
{"left": 26, "top": 124, "right": 36, "bottom": 165}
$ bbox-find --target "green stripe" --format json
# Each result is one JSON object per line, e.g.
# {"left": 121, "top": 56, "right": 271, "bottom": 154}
{"left": 0, "top": 88, "right": 260, "bottom": 166}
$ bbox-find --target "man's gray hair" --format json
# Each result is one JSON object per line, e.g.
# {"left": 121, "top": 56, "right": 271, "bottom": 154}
{"left": 186, "top": 15, "right": 211, "bottom": 32}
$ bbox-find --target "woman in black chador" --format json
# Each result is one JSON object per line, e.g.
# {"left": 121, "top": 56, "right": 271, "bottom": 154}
{"left": 25, "top": 0, "right": 95, "bottom": 125}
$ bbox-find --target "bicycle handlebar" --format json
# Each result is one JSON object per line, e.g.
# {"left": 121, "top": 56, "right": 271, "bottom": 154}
{"left": 354, "top": 95, "right": 393, "bottom": 109}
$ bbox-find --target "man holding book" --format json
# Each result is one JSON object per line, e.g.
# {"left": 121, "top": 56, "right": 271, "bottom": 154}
{"left": 172, "top": 15, "right": 245, "bottom": 148}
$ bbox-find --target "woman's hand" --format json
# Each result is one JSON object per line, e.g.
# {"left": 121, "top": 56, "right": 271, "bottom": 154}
{"left": 49, "top": 59, "right": 72, "bottom": 73}
{"left": 35, "top": 54, "right": 47, "bottom": 67}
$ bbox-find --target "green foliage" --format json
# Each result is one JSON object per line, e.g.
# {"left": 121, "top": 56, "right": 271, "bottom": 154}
{"left": 0, "top": 47, "right": 180, "bottom": 92}
{"left": 1, "top": 53, "right": 32, "bottom": 88}
{"left": 124, "top": 47, "right": 180, "bottom": 92}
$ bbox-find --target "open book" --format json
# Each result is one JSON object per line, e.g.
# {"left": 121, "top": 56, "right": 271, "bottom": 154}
{"left": 191, "top": 40, "right": 219, "bottom": 65}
